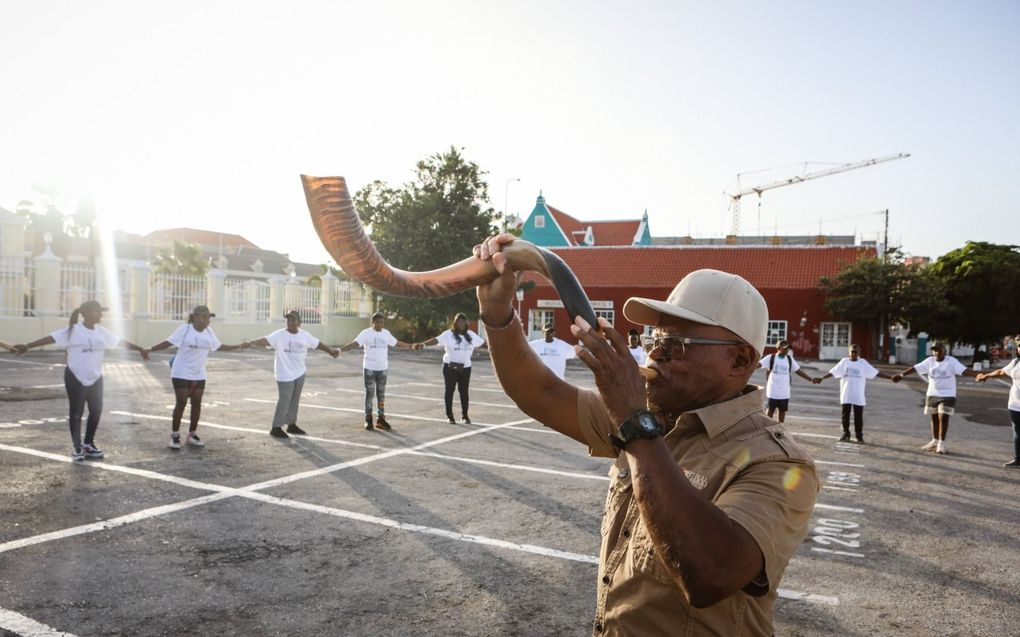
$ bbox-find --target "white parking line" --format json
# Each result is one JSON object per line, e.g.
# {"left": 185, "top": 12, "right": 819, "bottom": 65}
{"left": 815, "top": 459, "right": 866, "bottom": 468}
{"left": 0, "top": 606, "right": 80, "bottom": 636}
{"left": 790, "top": 432, "right": 842, "bottom": 440}
{"left": 776, "top": 590, "right": 840, "bottom": 605}
{"left": 333, "top": 386, "right": 519, "bottom": 409}
{"left": 814, "top": 503, "right": 864, "bottom": 513}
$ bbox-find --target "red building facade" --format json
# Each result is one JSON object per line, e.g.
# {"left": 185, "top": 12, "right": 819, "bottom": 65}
{"left": 519, "top": 245, "right": 878, "bottom": 360}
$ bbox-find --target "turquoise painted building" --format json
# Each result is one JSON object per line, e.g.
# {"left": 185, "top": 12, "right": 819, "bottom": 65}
{"left": 519, "top": 193, "right": 652, "bottom": 248}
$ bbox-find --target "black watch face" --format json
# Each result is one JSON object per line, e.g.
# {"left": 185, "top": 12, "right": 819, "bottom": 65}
{"left": 637, "top": 412, "right": 660, "bottom": 435}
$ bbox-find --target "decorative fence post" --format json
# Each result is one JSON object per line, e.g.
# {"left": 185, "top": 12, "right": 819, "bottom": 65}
{"left": 34, "top": 245, "right": 61, "bottom": 318}
{"left": 320, "top": 272, "right": 336, "bottom": 326}
{"left": 269, "top": 275, "right": 287, "bottom": 323}
{"left": 130, "top": 262, "right": 149, "bottom": 317}
{"left": 206, "top": 268, "right": 226, "bottom": 317}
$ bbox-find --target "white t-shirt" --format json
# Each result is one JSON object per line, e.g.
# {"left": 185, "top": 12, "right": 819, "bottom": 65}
{"left": 50, "top": 324, "right": 120, "bottom": 387}
{"left": 528, "top": 337, "right": 576, "bottom": 380}
{"left": 828, "top": 357, "right": 879, "bottom": 406}
{"left": 265, "top": 328, "right": 320, "bottom": 382}
{"left": 356, "top": 328, "right": 398, "bottom": 371}
{"left": 1001, "top": 358, "right": 1020, "bottom": 411}
{"left": 168, "top": 324, "right": 222, "bottom": 381}
{"left": 436, "top": 330, "right": 484, "bottom": 367}
{"left": 913, "top": 355, "right": 967, "bottom": 397}
{"left": 760, "top": 353, "right": 801, "bottom": 400}
{"left": 628, "top": 346, "right": 647, "bottom": 366}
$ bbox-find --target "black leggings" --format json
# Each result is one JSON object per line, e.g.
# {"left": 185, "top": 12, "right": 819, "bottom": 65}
{"left": 841, "top": 403, "right": 864, "bottom": 436}
{"left": 65, "top": 367, "right": 103, "bottom": 449}
{"left": 443, "top": 364, "right": 472, "bottom": 419}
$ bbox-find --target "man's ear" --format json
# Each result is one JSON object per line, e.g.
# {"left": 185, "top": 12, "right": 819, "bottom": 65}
{"left": 732, "top": 344, "right": 758, "bottom": 376}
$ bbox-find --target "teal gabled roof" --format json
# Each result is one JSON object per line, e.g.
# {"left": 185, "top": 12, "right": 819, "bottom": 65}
{"left": 519, "top": 192, "right": 570, "bottom": 247}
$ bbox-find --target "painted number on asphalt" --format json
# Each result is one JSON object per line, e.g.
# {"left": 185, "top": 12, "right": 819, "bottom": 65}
{"left": 811, "top": 518, "right": 864, "bottom": 557}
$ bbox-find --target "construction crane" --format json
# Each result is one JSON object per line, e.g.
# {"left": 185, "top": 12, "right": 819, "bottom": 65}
{"left": 725, "top": 153, "right": 910, "bottom": 236}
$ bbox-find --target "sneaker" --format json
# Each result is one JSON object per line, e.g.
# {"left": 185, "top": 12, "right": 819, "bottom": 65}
{"left": 462, "top": 416, "right": 471, "bottom": 425}
{"left": 169, "top": 434, "right": 181, "bottom": 450}
{"left": 447, "top": 416, "right": 457, "bottom": 425}
{"left": 855, "top": 435, "right": 865, "bottom": 444}
{"left": 936, "top": 441, "right": 946, "bottom": 454}
{"left": 71, "top": 448, "right": 85, "bottom": 462}
{"left": 839, "top": 432, "right": 851, "bottom": 442}
{"left": 270, "top": 427, "right": 290, "bottom": 439}
{"left": 1004, "top": 459, "right": 1020, "bottom": 468}
{"left": 921, "top": 439, "right": 938, "bottom": 452}
{"left": 375, "top": 416, "right": 392, "bottom": 431}
{"left": 364, "top": 416, "right": 374, "bottom": 431}
{"left": 186, "top": 432, "right": 205, "bottom": 447}
{"left": 285, "top": 424, "right": 306, "bottom": 435}
{"left": 82, "top": 443, "right": 104, "bottom": 459}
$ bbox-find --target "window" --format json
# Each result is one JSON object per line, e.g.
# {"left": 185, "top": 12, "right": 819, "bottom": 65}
{"left": 766, "top": 320, "right": 788, "bottom": 347}
{"left": 594, "top": 309, "right": 615, "bottom": 325}
{"left": 528, "top": 309, "right": 556, "bottom": 339}
{"left": 534, "top": 215, "right": 545, "bottom": 228}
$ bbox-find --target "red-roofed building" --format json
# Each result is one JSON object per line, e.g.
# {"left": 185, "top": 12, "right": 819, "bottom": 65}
{"left": 519, "top": 245, "right": 878, "bottom": 360}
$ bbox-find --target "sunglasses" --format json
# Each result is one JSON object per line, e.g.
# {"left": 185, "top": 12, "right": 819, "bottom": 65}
{"left": 640, "top": 334, "right": 744, "bottom": 360}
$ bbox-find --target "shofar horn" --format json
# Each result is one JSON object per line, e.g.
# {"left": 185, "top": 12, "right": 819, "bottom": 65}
{"left": 301, "top": 175, "right": 658, "bottom": 379}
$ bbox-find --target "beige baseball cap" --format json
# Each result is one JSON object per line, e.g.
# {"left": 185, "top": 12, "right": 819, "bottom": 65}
{"left": 623, "top": 269, "right": 768, "bottom": 355}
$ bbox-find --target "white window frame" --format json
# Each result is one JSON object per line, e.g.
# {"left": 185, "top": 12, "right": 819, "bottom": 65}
{"left": 766, "top": 320, "right": 788, "bottom": 347}
{"left": 534, "top": 215, "right": 545, "bottom": 228}
{"left": 528, "top": 309, "right": 556, "bottom": 339}
{"left": 594, "top": 309, "right": 615, "bottom": 325}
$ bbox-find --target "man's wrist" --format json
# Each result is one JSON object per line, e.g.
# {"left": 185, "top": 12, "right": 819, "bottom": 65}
{"left": 481, "top": 307, "right": 517, "bottom": 331}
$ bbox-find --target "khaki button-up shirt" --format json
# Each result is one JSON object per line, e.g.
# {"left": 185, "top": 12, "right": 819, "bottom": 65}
{"left": 577, "top": 385, "right": 818, "bottom": 637}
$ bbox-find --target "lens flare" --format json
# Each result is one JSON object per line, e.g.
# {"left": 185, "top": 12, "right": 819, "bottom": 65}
{"left": 783, "top": 466, "right": 803, "bottom": 492}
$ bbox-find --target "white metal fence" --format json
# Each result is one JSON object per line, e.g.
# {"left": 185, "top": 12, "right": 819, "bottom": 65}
{"left": 333, "top": 280, "right": 372, "bottom": 318}
{"left": 285, "top": 282, "right": 322, "bottom": 323}
{"left": 150, "top": 273, "right": 207, "bottom": 320}
{"left": 60, "top": 262, "right": 99, "bottom": 316}
{"left": 225, "top": 277, "right": 271, "bottom": 322}
{"left": 0, "top": 257, "right": 35, "bottom": 317}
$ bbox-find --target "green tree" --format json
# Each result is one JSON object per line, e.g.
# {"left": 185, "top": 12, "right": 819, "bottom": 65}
{"left": 921, "top": 242, "right": 1020, "bottom": 348}
{"left": 151, "top": 240, "right": 209, "bottom": 276}
{"left": 820, "top": 249, "right": 942, "bottom": 357}
{"left": 353, "top": 147, "right": 498, "bottom": 338}
{"left": 17, "top": 185, "right": 97, "bottom": 258}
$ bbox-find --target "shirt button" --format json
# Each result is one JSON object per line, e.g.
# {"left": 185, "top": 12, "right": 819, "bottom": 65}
{"left": 602, "top": 575, "right": 610, "bottom": 584}
{"left": 623, "top": 529, "right": 631, "bottom": 538}
{"left": 775, "top": 432, "right": 784, "bottom": 438}
{"left": 594, "top": 621, "right": 604, "bottom": 632}
{"left": 617, "top": 468, "right": 629, "bottom": 479}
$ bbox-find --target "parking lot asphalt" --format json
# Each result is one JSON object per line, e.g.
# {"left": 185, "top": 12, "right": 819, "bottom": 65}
{"left": 1, "top": 348, "right": 1018, "bottom": 636}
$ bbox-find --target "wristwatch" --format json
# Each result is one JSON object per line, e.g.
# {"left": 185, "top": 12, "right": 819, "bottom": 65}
{"left": 610, "top": 409, "right": 662, "bottom": 450}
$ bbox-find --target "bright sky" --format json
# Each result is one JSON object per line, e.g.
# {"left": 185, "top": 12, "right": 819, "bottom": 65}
{"left": 1, "top": 1, "right": 1017, "bottom": 265}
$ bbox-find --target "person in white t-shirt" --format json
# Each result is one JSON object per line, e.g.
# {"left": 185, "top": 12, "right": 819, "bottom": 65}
{"left": 527, "top": 322, "right": 576, "bottom": 380}
{"left": 147, "top": 305, "right": 247, "bottom": 449}
{"left": 759, "top": 341, "right": 816, "bottom": 423}
{"left": 977, "top": 334, "right": 1020, "bottom": 468}
{"left": 340, "top": 312, "right": 421, "bottom": 431}
{"left": 14, "top": 300, "right": 149, "bottom": 461}
{"left": 417, "top": 312, "right": 487, "bottom": 424}
{"left": 627, "top": 329, "right": 648, "bottom": 367}
{"left": 814, "top": 344, "right": 894, "bottom": 443}
{"left": 893, "top": 341, "right": 980, "bottom": 454}
{"left": 247, "top": 311, "right": 340, "bottom": 438}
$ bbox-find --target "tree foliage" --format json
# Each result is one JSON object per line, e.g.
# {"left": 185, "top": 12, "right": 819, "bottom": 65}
{"left": 921, "top": 242, "right": 1020, "bottom": 346}
{"left": 151, "top": 240, "right": 209, "bottom": 276}
{"left": 17, "top": 185, "right": 97, "bottom": 258}
{"left": 353, "top": 147, "right": 497, "bottom": 338}
{"left": 820, "top": 249, "right": 944, "bottom": 354}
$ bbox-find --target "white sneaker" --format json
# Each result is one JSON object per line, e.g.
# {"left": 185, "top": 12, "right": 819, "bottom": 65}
{"left": 71, "top": 448, "right": 85, "bottom": 462}
{"left": 921, "top": 439, "right": 938, "bottom": 451}
{"left": 936, "top": 441, "right": 946, "bottom": 454}
{"left": 169, "top": 434, "right": 181, "bottom": 450}
{"left": 186, "top": 432, "right": 205, "bottom": 447}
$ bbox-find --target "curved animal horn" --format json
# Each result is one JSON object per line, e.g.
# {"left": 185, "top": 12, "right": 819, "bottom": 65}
{"left": 301, "top": 175, "right": 658, "bottom": 379}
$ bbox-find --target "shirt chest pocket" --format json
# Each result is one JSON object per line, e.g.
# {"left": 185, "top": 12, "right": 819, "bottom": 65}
{"left": 601, "top": 463, "right": 632, "bottom": 536}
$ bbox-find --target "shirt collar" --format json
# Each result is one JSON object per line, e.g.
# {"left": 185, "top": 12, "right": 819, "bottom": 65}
{"left": 672, "top": 385, "right": 764, "bottom": 439}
